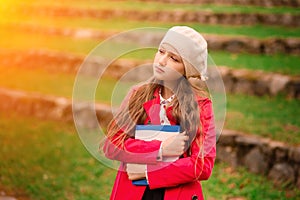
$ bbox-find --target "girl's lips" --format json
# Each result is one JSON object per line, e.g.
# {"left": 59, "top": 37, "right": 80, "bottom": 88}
{"left": 155, "top": 66, "right": 165, "bottom": 73}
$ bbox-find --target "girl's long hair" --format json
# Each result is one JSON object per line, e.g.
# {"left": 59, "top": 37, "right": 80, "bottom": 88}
{"left": 106, "top": 76, "right": 209, "bottom": 151}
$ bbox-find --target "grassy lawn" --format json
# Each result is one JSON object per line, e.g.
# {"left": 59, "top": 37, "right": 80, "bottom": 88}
{"left": 225, "top": 94, "right": 300, "bottom": 144}
{"left": 0, "top": 30, "right": 98, "bottom": 55}
{"left": 203, "top": 163, "right": 299, "bottom": 200}
{"left": 0, "top": 66, "right": 299, "bottom": 144}
{"left": 210, "top": 51, "right": 300, "bottom": 75}
{"left": 0, "top": 113, "right": 115, "bottom": 200}
{"left": 0, "top": 66, "right": 116, "bottom": 104}
{"left": 0, "top": 113, "right": 298, "bottom": 200}
{"left": 5, "top": 0, "right": 300, "bottom": 14}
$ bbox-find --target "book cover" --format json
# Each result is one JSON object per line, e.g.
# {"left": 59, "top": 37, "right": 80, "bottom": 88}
{"left": 132, "top": 125, "right": 181, "bottom": 186}
{"left": 135, "top": 125, "right": 181, "bottom": 142}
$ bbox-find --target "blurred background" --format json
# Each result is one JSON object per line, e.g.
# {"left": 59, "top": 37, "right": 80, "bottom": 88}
{"left": 0, "top": 0, "right": 299, "bottom": 199}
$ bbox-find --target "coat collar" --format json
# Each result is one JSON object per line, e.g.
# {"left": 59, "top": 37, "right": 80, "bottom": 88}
{"left": 142, "top": 88, "right": 177, "bottom": 125}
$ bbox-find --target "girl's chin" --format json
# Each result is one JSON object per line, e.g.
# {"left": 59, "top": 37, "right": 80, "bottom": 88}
{"left": 154, "top": 76, "right": 182, "bottom": 83}
{"left": 153, "top": 72, "right": 163, "bottom": 79}
{"left": 154, "top": 71, "right": 183, "bottom": 81}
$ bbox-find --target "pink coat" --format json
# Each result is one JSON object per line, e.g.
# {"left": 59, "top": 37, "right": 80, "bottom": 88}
{"left": 104, "top": 88, "right": 216, "bottom": 200}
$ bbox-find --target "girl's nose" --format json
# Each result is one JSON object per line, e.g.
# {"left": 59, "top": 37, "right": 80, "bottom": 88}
{"left": 158, "top": 54, "right": 168, "bottom": 67}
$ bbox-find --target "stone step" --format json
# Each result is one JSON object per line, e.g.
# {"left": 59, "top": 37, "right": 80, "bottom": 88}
{"left": 0, "top": 197, "right": 17, "bottom": 200}
{"left": 0, "top": 189, "right": 27, "bottom": 200}
{"left": 0, "top": 49, "right": 299, "bottom": 99}
{"left": 218, "top": 130, "right": 300, "bottom": 189}
{"left": 128, "top": 0, "right": 300, "bottom": 7}
{"left": 14, "top": 5, "right": 300, "bottom": 27}
{"left": 3, "top": 24, "right": 300, "bottom": 55}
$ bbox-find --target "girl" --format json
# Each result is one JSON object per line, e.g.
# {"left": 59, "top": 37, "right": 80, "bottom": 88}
{"left": 103, "top": 26, "right": 216, "bottom": 200}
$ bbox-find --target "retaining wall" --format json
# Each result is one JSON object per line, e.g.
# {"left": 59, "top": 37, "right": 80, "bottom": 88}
{"left": 0, "top": 88, "right": 112, "bottom": 128}
{"left": 134, "top": 0, "right": 300, "bottom": 7}
{"left": 217, "top": 66, "right": 300, "bottom": 99}
{"left": 0, "top": 87, "right": 299, "bottom": 188}
{"left": 218, "top": 130, "right": 300, "bottom": 188}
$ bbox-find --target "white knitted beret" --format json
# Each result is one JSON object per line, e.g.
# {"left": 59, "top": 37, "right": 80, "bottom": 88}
{"left": 160, "top": 26, "right": 208, "bottom": 81}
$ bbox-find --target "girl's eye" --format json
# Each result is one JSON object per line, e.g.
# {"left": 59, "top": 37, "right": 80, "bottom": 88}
{"left": 171, "top": 56, "right": 179, "bottom": 62}
{"left": 158, "top": 49, "right": 165, "bottom": 54}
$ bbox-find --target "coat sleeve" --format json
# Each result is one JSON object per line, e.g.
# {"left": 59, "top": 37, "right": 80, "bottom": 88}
{"left": 146, "top": 99, "right": 216, "bottom": 189}
{"left": 103, "top": 129, "right": 162, "bottom": 164}
{"left": 103, "top": 86, "right": 162, "bottom": 164}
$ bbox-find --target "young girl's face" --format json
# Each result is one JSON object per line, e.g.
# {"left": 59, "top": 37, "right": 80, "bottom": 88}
{"left": 153, "top": 45, "right": 185, "bottom": 81}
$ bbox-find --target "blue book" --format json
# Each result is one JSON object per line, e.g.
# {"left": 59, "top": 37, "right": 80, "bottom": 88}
{"left": 132, "top": 179, "right": 148, "bottom": 186}
{"left": 135, "top": 125, "right": 181, "bottom": 143}
{"left": 132, "top": 125, "right": 181, "bottom": 186}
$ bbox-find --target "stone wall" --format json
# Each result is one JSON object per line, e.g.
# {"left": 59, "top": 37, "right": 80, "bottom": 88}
{"left": 217, "top": 130, "right": 300, "bottom": 188}
{"left": 205, "top": 34, "right": 300, "bottom": 55}
{"left": 0, "top": 50, "right": 84, "bottom": 74}
{"left": 0, "top": 87, "right": 299, "bottom": 188}
{"left": 218, "top": 66, "right": 300, "bottom": 99}
{"left": 0, "top": 87, "right": 112, "bottom": 128}
{"left": 18, "top": 6, "right": 300, "bottom": 27}
{"left": 136, "top": 0, "right": 300, "bottom": 7}
{"left": 1, "top": 50, "right": 299, "bottom": 99}
{"left": 4, "top": 24, "right": 300, "bottom": 55}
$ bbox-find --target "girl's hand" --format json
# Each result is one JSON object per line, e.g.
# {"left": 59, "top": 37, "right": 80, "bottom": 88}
{"left": 127, "top": 172, "right": 146, "bottom": 180}
{"left": 126, "top": 163, "right": 146, "bottom": 180}
{"left": 162, "top": 131, "right": 189, "bottom": 157}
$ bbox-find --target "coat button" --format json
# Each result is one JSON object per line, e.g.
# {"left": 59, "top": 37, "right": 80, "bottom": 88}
{"left": 191, "top": 195, "right": 198, "bottom": 200}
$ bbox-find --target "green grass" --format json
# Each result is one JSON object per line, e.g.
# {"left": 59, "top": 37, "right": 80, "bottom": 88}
{"left": 0, "top": 66, "right": 115, "bottom": 104}
{"left": 0, "top": 113, "right": 115, "bottom": 200}
{"left": 1, "top": 15, "right": 300, "bottom": 39}
{"left": 0, "top": 66, "right": 299, "bottom": 144}
{"left": 0, "top": 113, "right": 298, "bottom": 199}
{"left": 210, "top": 51, "right": 300, "bottom": 75}
{"left": 225, "top": 94, "right": 300, "bottom": 144}
{"left": 0, "top": 30, "right": 98, "bottom": 55}
{"left": 203, "top": 163, "right": 298, "bottom": 200}
{"left": 7, "top": 0, "right": 300, "bottom": 14}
